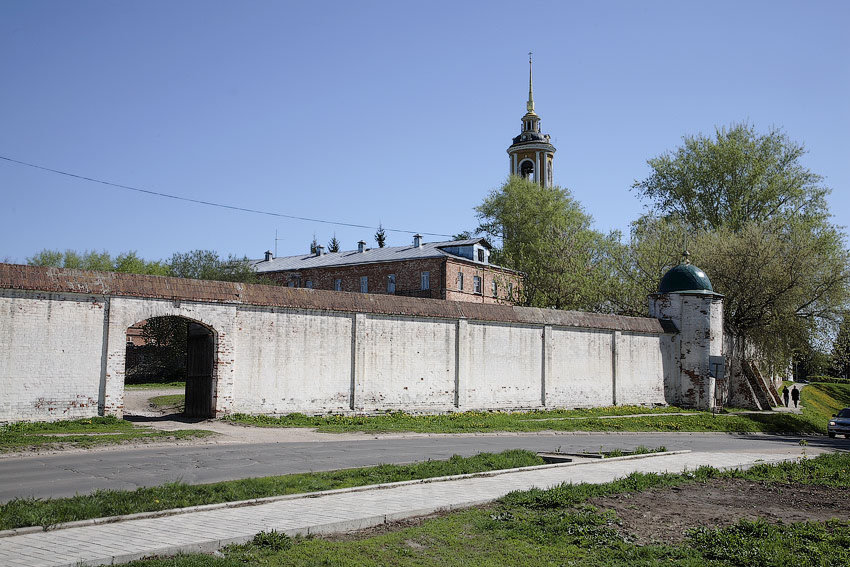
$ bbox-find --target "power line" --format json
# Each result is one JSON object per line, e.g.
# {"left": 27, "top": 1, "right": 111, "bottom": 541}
{"left": 0, "top": 155, "right": 455, "bottom": 238}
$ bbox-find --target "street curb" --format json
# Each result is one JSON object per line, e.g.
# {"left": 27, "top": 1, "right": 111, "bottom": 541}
{"left": 0, "top": 449, "right": 690, "bottom": 538}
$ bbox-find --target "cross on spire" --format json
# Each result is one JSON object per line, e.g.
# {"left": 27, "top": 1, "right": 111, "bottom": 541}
{"left": 527, "top": 51, "right": 535, "bottom": 114}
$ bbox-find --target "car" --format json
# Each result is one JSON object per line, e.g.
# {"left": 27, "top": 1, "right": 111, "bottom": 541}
{"left": 827, "top": 408, "right": 850, "bottom": 438}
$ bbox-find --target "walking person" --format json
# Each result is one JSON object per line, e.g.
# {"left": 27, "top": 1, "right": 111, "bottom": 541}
{"left": 783, "top": 387, "right": 790, "bottom": 407}
{"left": 791, "top": 385, "right": 800, "bottom": 408}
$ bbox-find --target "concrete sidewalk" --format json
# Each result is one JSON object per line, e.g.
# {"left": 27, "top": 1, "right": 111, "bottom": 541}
{"left": 0, "top": 449, "right": 809, "bottom": 567}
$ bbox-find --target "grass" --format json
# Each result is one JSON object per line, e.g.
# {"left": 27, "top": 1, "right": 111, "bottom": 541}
{"left": 0, "top": 416, "right": 211, "bottom": 453}
{"left": 597, "top": 445, "right": 666, "bottom": 458}
{"left": 224, "top": 384, "right": 850, "bottom": 435}
{"left": 0, "top": 450, "right": 544, "bottom": 530}
{"left": 149, "top": 394, "right": 186, "bottom": 412}
{"left": 125, "top": 381, "right": 186, "bottom": 390}
{"left": 802, "top": 382, "right": 850, "bottom": 428}
{"left": 122, "top": 452, "right": 850, "bottom": 567}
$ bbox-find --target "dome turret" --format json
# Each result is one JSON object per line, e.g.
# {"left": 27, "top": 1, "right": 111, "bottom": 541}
{"left": 658, "top": 252, "right": 719, "bottom": 295}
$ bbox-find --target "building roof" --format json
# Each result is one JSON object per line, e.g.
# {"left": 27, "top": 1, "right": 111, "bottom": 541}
{"left": 253, "top": 237, "right": 515, "bottom": 273}
{"left": 658, "top": 259, "right": 720, "bottom": 296}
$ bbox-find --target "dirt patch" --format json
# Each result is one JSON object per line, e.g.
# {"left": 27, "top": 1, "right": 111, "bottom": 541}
{"left": 124, "top": 388, "right": 183, "bottom": 418}
{"left": 590, "top": 478, "right": 850, "bottom": 544}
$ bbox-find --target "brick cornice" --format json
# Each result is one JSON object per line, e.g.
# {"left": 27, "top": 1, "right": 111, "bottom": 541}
{"left": 0, "top": 263, "right": 666, "bottom": 334}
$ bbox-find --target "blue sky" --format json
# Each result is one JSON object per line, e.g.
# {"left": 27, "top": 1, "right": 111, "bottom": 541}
{"left": 1, "top": 0, "right": 848, "bottom": 263}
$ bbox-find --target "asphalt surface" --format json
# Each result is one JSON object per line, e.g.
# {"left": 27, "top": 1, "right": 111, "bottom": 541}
{"left": 1, "top": 432, "right": 846, "bottom": 502}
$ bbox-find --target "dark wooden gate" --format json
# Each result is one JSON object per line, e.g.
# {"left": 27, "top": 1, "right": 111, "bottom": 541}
{"left": 185, "top": 326, "right": 214, "bottom": 418}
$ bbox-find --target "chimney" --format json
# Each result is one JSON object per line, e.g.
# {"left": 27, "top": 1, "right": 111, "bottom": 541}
{"left": 413, "top": 234, "right": 423, "bottom": 248}
{"left": 357, "top": 240, "right": 367, "bottom": 253}
{"left": 264, "top": 250, "right": 273, "bottom": 262}
{"left": 316, "top": 245, "right": 325, "bottom": 257}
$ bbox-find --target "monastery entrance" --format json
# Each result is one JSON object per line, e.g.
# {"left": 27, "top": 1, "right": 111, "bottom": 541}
{"left": 124, "top": 316, "right": 216, "bottom": 419}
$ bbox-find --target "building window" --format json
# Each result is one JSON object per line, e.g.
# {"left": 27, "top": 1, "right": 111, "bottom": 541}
{"left": 477, "top": 249, "right": 485, "bottom": 263}
{"left": 473, "top": 275, "right": 481, "bottom": 294}
{"left": 387, "top": 274, "right": 396, "bottom": 294}
{"left": 508, "top": 283, "right": 514, "bottom": 299}
{"left": 421, "top": 271, "right": 430, "bottom": 290}
{"left": 457, "top": 271, "right": 464, "bottom": 291}
{"left": 492, "top": 280, "right": 498, "bottom": 297}
{"left": 334, "top": 279, "right": 342, "bottom": 291}
{"left": 360, "top": 276, "right": 368, "bottom": 293}
{"left": 305, "top": 280, "right": 313, "bottom": 289}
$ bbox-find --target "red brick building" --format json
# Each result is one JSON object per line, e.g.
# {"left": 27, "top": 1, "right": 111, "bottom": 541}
{"left": 253, "top": 236, "right": 523, "bottom": 304}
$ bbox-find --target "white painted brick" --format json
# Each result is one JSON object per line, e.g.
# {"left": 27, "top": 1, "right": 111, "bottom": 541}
{"left": 2, "top": 286, "right": 719, "bottom": 422}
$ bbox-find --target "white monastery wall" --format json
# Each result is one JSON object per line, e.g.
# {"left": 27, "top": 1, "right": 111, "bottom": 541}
{"left": 546, "top": 327, "right": 614, "bottom": 408}
{"left": 0, "top": 290, "right": 105, "bottom": 422}
{"left": 0, "top": 266, "right": 679, "bottom": 423}
{"left": 464, "top": 322, "right": 543, "bottom": 409}
{"left": 356, "top": 315, "right": 456, "bottom": 411}
{"left": 615, "top": 332, "right": 667, "bottom": 405}
{"left": 231, "top": 307, "right": 353, "bottom": 415}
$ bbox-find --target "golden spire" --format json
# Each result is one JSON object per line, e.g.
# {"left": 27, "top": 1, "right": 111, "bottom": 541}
{"left": 526, "top": 51, "right": 535, "bottom": 114}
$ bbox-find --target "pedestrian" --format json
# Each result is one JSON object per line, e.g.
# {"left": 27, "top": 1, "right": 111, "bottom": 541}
{"left": 791, "top": 385, "right": 800, "bottom": 408}
{"left": 783, "top": 387, "right": 789, "bottom": 407}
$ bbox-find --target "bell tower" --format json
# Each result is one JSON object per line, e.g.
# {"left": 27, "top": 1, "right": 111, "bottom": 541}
{"left": 507, "top": 53, "right": 556, "bottom": 187}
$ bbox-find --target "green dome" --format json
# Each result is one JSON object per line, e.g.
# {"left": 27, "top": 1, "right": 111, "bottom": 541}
{"left": 658, "top": 261, "right": 715, "bottom": 294}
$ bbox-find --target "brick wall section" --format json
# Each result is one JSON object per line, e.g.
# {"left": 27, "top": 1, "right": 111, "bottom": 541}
{"left": 444, "top": 259, "right": 522, "bottom": 304}
{"left": 265, "top": 257, "right": 523, "bottom": 306}
{"left": 0, "top": 263, "right": 666, "bottom": 334}
{"left": 265, "top": 257, "right": 446, "bottom": 299}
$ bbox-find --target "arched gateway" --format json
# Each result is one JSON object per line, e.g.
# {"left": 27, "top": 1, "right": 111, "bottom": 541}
{"left": 125, "top": 316, "right": 216, "bottom": 418}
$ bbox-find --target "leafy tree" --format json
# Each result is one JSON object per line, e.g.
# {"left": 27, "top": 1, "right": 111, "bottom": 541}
{"left": 453, "top": 231, "right": 473, "bottom": 241}
{"left": 167, "top": 250, "right": 260, "bottom": 283}
{"left": 327, "top": 235, "right": 341, "bottom": 253}
{"left": 632, "top": 123, "right": 829, "bottom": 232}
{"left": 793, "top": 343, "right": 831, "bottom": 380}
{"left": 28, "top": 248, "right": 261, "bottom": 283}
{"left": 830, "top": 315, "right": 850, "bottom": 380}
{"left": 27, "top": 249, "right": 167, "bottom": 275}
{"left": 309, "top": 234, "right": 319, "bottom": 255}
{"left": 114, "top": 252, "right": 169, "bottom": 275}
{"left": 138, "top": 315, "right": 188, "bottom": 381}
{"left": 607, "top": 215, "right": 689, "bottom": 316}
{"left": 476, "top": 176, "right": 617, "bottom": 310}
{"left": 27, "top": 249, "right": 64, "bottom": 267}
{"left": 631, "top": 123, "right": 850, "bottom": 371}
{"left": 374, "top": 224, "right": 387, "bottom": 248}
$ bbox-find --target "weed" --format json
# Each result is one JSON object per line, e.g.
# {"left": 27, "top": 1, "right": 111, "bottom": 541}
{"left": 247, "top": 530, "right": 293, "bottom": 551}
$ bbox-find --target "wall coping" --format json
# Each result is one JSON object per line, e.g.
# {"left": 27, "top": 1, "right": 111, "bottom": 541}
{"left": 0, "top": 263, "right": 668, "bottom": 334}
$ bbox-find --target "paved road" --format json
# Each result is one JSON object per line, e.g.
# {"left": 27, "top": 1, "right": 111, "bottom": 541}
{"left": 1, "top": 432, "right": 846, "bottom": 502}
